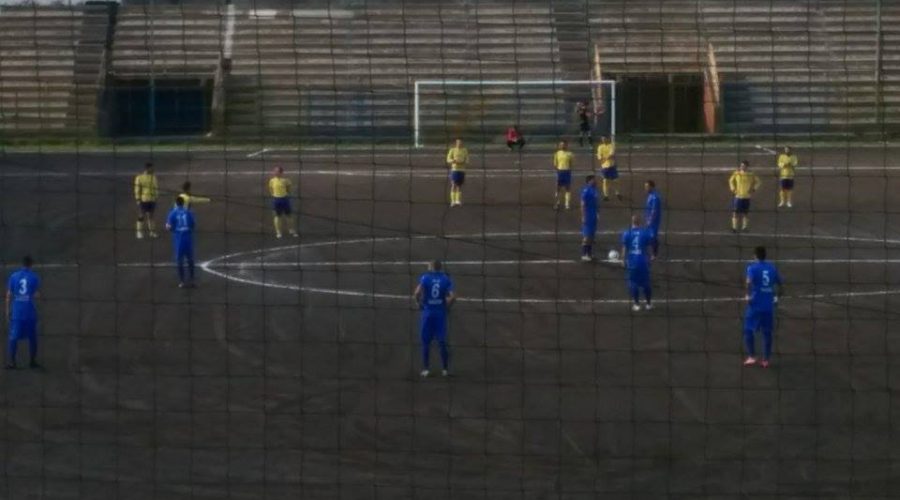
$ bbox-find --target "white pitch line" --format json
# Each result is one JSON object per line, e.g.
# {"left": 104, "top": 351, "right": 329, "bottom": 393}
{"left": 755, "top": 144, "right": 778, "bottom": 155}
{"left": 196, "top": 230, "right": 900, "bottom": 306}
{"left": 202, "top": 258, "right": 900, "bottom": 268}
{"left": 22, "top": 256, "right": 900, "bottom": 271}
{"left": 245, "top": 147, "right": 271, "bottom": 158}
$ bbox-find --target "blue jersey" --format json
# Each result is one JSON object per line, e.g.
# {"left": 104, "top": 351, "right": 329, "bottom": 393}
{"left": 645, "top": 191, "right": 661, "bottom": 228}
{"left": 7, "top": 268, "right": 39, "bottom": 321}
{"left": 621, "top": 228, "right": 652, "bottom": 270}
{"left": 166, "top": 207, "right": 195, "bottom": 244}
{"left": 418, "top": 272, "right": 454, "bottom": 314}
{"left": 746, "top": 261, "right": 782, "bottom": 312}
{"left": 581, "top": 184, "right": 599, "bottom": 220}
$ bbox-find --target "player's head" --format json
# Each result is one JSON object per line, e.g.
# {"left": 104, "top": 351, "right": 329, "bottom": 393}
{"left": 144, "top": 162, "right": 153, "bottom": 173}
{"left": 454, "top": 138, "right": 463, "bottom": 147}
{"left": 175, "top": 196, "right": 185, "bottom": 207}
{"left": 585, "top": 174, "right": 596, "bottom": 185}
{"left": 558, "top": 140, "right": 567, "bottom": 150}
{"left": 645, "top": 179, "right": 655, "bottom": 192}
{"left": 754, "top": 246, "right": 767, "bottom": 261}
{"left": 22, "top": 255, "right": 33, "bottom": 268}
{"left": 739, "top": 160, "right": 749, "bottom": 170}
{"left": 429, "top": 260, "right": 443, "bottom": 272}
{"left": 273, "top": 166, "right": 284, "bottom": 177}
{"left": 601, "top": 136, "right": 610, "bottom": 144}
{"left": 783, "top": 146, "right": 792, "bottom": 154}
{"left": 182, "top": 181, "right": 191, "bottom": 193}
{"left": 631, "top": 214, "right": 641, "bottom": 227}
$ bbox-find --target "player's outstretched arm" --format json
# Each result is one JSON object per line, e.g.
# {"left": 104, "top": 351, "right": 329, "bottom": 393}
{"left": 446, "top": 291, "right": 457, "bottom": 308}
{"left": 413, "top": 284, "right": 423, "bottom": 307}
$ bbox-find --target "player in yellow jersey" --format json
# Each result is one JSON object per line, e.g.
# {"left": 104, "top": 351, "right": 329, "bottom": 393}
{"left": 178, "top": 181, "right": 212, "bottom": 209}
{"left": 133, "top": 162, "right": 159, "bottom": 239}
{"left": 446, "top": 138, "right": 469, "bottom": 207}
{"left": 268, "top": 166, "right": 298, "bottom": 239}
{"left": 596, "top": 136, "right": 621, "bottom": 201}
{"left": 776, "top": 146, "right": 797, "bottom": 208}
{"left": 729, "top": 160, "right": 761, "bottom": 232}
{"left": 553, "top": 140, "right": 574, "bottom": 210}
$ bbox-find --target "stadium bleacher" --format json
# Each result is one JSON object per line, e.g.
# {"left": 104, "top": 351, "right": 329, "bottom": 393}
{"left": 0, "top": 0, "right": 897, "bottom": 137}
{"left": 0, "top": 6, "right": 82, "bottom": 133}
{"left": 591, "top": 0, "right": 882, "bottom": 133}
{"left": 227, "top": 3, "right": 563, "bottom": 138}
{"left": 110, "top": 4, "right": 224, "bottom": 79}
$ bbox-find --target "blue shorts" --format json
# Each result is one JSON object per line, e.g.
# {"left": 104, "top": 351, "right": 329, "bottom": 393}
{"left": 272, "top": 197, "right": 292, "bottom": 216}
{"left": 780, "top": 179, "right": 794, "bottom": 190}
{"left": 174, "top": 240, "right": 194, "bottom": 260}
{"left": 139, "top": 201, "right": 157, "bottom": 214}
{"left": 449, "top": 171, "right": 465, "bottom": 186}
{"left": 557, "top": 170, "right": 572, "bottom": 187}
{"left": 581, "top": 219, "right": 597, "bottom": 238}
{"left": 9, "top": 319, "right": 36, "bottom": 341}
{"left": 420, "top": 313, "right": 447, "bottom": 343}
{"left": 601, "top": 166, "right": 619, "bottom": 180}
{"left": 733, "top": 198, "right": 751, "bottom": 214}
{"left": 744, "top": 307, "right": 774, "bottom": 333}
{"left": 627, "top": 265, "right": 650, "bottom": 286}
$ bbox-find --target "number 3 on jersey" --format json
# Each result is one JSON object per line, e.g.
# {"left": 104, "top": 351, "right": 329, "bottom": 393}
{"left": 18, "top": 278, "right": 27, "bottom": 296}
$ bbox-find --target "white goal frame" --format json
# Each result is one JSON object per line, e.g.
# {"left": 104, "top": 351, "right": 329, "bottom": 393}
{"left": 413, "top": 79, "right": 617, "bottom": 148}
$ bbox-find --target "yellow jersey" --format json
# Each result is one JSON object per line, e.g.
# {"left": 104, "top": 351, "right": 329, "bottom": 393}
{"left": 554, "top": 150, "right": 573, "bottom": 171}
{"left": 777, "top": 153, "right": 797, "bottom": 179}
{"left": 269, "top": 177, "right": 292, "bottom": 198}
{"left": 446, "top": 147, "right": 469, "bottom": 171}
{"left": 134, "top": 173, "right": 158, "bottom": 202}
{"left": 729, "top": 170, "right": 761, "bottom": 199}
{"left": 178, "top": 193, "right": 211, "bottom": 208}
{"left": 596, "top": 143, "right": 615, "bottom": 169}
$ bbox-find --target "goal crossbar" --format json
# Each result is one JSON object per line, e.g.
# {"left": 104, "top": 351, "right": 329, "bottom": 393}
{"left": 413, "top": 79, "right": 617, "bottom": 147}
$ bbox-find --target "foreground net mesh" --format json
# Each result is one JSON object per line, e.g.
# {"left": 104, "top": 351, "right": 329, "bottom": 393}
{"left": 1, "top": 0, "right": 898, "bottom": 497}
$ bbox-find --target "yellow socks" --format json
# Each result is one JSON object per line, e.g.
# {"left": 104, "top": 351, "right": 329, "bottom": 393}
{"left": 742, "top": 218, "right": 749, "bottom": 230}
{"left": 564, "top": 192, "right": 571, "bottom": 208}
{"left": 135, "top": 220, "right": 143, "bottom": 237}
{"left": 732, "top": 216, "right": 739, "bottom": 231}
{"left": 602, "top": 180, "right": 610, "bottom": 198}
{"left": 273, "top": 216, "right": 282, "bottom": 237}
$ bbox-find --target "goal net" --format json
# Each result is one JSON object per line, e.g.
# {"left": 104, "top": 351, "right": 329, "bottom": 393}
{"left": 413, "top": 79, "right": 616, "bottom": 147}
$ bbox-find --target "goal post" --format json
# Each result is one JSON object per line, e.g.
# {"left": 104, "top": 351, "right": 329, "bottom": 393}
{"left": 413, "top": 79, "right": 617, "bottom": 148}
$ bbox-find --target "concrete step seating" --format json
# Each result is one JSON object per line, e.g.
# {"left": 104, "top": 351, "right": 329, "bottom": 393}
{"left": 587, "top": 0, "right": 883, "bottom": 131}
{"left": 0, "top": 6, "right": 82, "bottom": 131}
{"left": 111, "top": 6, "right": 223, "bottom": 78}
{"left": 228, "top": 4, "right": 563, "bottom": 136}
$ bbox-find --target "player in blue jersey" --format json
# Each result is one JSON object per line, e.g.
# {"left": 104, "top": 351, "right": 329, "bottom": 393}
{"left": 580, "top": 175, "right": 600, "bottom": 262}
{"left": 166, "top": 196, "right": 197, "bottom": 288}
{"left": 743, "top": 246, "right": 783, "bottom": 368}
{"left": 644, "top": 180, "right": 662, "bottom": 257}
{"left": 6, "top": 256, "right": 41, "bottom": 369}
{"left": 413, "top": 260, "right": 456, "bottom": 378}
{"left": 621, "top": 215, "right": 654, "bottom": 312}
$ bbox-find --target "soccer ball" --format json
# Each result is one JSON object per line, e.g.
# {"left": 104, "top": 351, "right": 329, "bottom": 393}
{"left": 607, "top": 249, "right": 620, "bottom": 262}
